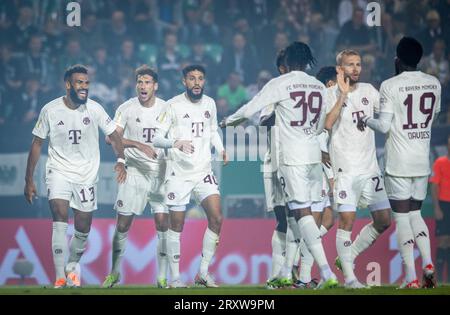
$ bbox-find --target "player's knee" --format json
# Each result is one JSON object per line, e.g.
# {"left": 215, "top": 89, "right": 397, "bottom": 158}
{"left": 208, "top": 214, "right": 223, "bottom": 232}
{"left": 375, "top": 217, "right": 391, "bottom": 233}
{"left": 155, "top": 219, "right": 169, "bottom": 232}
{"left": 117, "top": 221, "right": 131, "bottom": 233}
{"left": 170, "top": 221, "right": 184, "bottom": 233}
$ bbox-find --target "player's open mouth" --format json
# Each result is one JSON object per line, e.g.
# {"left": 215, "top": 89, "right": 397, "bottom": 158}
{"left": 193, "top": 87, "right": 201, "bottom": 93}
{"left": 140, "top": 91, "right": 148, "bottom": 97}
{"left": 78, "top": 90, "right": 87, "bottom": 97}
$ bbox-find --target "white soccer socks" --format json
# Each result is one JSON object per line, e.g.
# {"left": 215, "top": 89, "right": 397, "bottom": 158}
{"left": 299, "top": 215, "right": 334, "bottom": 280}
{"left": 409, "top": 210, "right": 432, "bottom": 268}
{"left": 393, "top": 212, "right": 417, "bottom": 282}
{"left": 167, "top": 229, "right": 181, "bottom": 281}
{"left": 157, "top": 230, "right": 168, "bottom": 281}
{"left": 68, "top": 229, "right": 89, "bottom": 264}
{"left": 351, "top": 223, "right": 380, "bottom": 260}
{"left": 271, "top": 230, "right": 286, "bottom": 279}
{"left": 336, "top": 229, "right": 356, "bottom": 283}
{"left": 281, "top": 225, "right": 299, "bottom": 279}
{"left": 52, "top": 222, "right": 68, "bottom": 280}
{"left": 111, "top": 229, "right": 128, "bottom": 275}
{"left": 299, "top": 225, "right": 328, "bottom": 283}
{"left": 199, "top": 228, "right": 220, "bottom": 277}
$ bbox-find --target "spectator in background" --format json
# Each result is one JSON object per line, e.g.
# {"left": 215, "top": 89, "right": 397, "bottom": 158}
{"left": 132, "top": 2, "right": 164, "bottom": 45}
{"left": 422, "top": 39, "right": 450, "bottom": 87}
{"left": 79, "top": 12, "right": 103, "bottom": 55}
{"left": 418, "top": 10, "right": 447, "bottom": 56}
{"left": 335, "top": 7, "right": 376, "bottom": 55}
{"left": 157, "top": 31, "right": 183, "bottom": 98}
{"left": 221, "top": 33, "right": 259, "bottom": 85}
{"left": 187, "top": 39, "right": 218, "bottom": 85}
{"left": 92, "top": 44, "right": 117, "bottom": 88}
{"left": 430, "top": 135, "right": 450, "bottom": 283}
{"left": 246, "top": 70, "right": 272, "bottom": 99}
{"left": 9, "top": 4, "right": 37, "bottom": 51}
{"left": 16, "top": 75, "right": 43, "bottom": 123}
{"left": 201, "top": 10, "right": 220, "bottom": 44}
{"left": 58, "top": 38, "right": 90, "bottom": 75}
{"left": 0, "top": 43, "right": 23, "bottom": 119}
{"left": 261, "top": 31, "right": 288, "bottom": 75}
{"left": 42, "top": 18, "right": 64, "bottom": 59}
{"left": 180, "top": 4, "right": 203, "bottom": 44}
{"left": 116, "top": 38, "right": 142, "bottom": 76}
{"left": 105, "top": 10, "right": 131, "bottom": 56}
{"left": 87, "top": 66, "right": 118, "bottom": 115}
{"left": 217, "top": 72, "right": 248, "bottom": 113}
{"left": 338, "top": 0, "right": 367, "bottom": 27}
{"left": 308, "top": 13, "right": 339, "bottom": 69}
{"left": 21, "top": 34, "right": 53, "bottom": 95}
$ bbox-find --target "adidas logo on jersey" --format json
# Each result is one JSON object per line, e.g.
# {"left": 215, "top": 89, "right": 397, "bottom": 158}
{"left": 57, "top": 121, "right": 64, "bottom": 126}
{"left": 136, "top": 118, "right": 141, "bottom": 123}
{"left": 183, "top": 114, "right": 190, "bottom": 118}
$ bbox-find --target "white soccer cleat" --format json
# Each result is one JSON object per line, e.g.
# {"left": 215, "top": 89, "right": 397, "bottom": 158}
{"left": 344, "top": 279, "right": 370, "bottom": 289}
{"left": 195, "top": 273, "right": 219, "bottom": 288}
{"left": 65, "top": 262, "right": 81, "bottom": 288}
{"left": 169, "top": 279, "right": 189, "bottom": 288}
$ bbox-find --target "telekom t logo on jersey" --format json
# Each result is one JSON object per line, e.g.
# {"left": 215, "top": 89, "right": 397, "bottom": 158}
{"left": 352, "top": 111, "right": 365, "bottom": 124}
{"left": 192, "top": 122, "right": 204, "bottom": 137}
{"left": 143, "top": 128, "right": 156, "bottom": 143}
{"left": 69, "top": 130, "right": 81, "bottom": 144}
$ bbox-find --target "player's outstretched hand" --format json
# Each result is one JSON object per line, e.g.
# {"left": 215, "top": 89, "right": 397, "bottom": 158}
{"left": 337, "top": 68, "right": 350, "bottom": 95}
{"left": 357, "top": 115, "right": 368, "bottom": 131}
{"left": 115, "top": 163, "right": 127, "bottom": 184}
{"left": 24, "top": 181, "right": 37, "bottom": 204}
{"left": 174, "top": 140, "right": 195, "bottom": 154}
{"left": 139, "top": 143, "right": 158, "bottom": 159}
{"left": 222, "top": 150, "right": 229, "bottom": 166}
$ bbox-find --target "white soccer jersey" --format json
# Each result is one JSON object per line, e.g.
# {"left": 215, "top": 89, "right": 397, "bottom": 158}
{"left": 156, "top": 93, "right": 224, "bottom": 180}
{"left": 227, "top": 71, "right": 327, "bottom": 166}
{"left": 380, "top": 71, "right": 441, "bottom": 177}
{"left": 326, "top": 83, "right": 380, "bottom": 175}
{"left": 114, "top": 97, "right": 166, "bottom": 175}
{"left": 33, "top": 97, "right": 116, "bottom": 184}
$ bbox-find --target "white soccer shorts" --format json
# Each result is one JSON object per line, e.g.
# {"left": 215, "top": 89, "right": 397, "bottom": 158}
{"left": 46, "top": 169, "right": 97, "bottom": 212}
{"left": 163, "top": 172, "right": 220, "bottom": 210}
{"left": 278, "top": 163, "right": 322, "bottom": 210}
{"left": 114, "top": 168, "right": 167, "bottom": 216}
{"left": 384, "top": 174, "right": 428, "bottom": 201}
{"left": 334, "top": 171, "right": 390, "bottom": 212}
{"left": 263, "top": 170, "right": 285, "bottom": 212}
{"left": 311, "top": 170, "right": 332, "bottom": 212}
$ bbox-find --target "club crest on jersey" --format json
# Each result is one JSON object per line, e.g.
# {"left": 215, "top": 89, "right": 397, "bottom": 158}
{"left": 339, "top": 190, "right": 347, "bottom": 199}
{"left": 168, "top": 192, "right": 175, "bottom": 200}
{"left": 83, "top": 117, "right": 90, "bottom": 125}
{"left": 117, "top": 200, "right": 123, "bottom": 207}
{"left": 361, "top": 97, "right": 369, "bottom": 105}
{"left": 204, "top": 111, "right": 210, "bottom": 118}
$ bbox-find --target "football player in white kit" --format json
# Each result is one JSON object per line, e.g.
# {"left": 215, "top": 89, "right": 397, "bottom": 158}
{"left": 24, "top": 65, "right": 127, "bottom": 288}
{"left": 293, "top": 66, "right": 338, "bottom": 289}
{"left": 222, "top": 42, "right": 338, "bottom": 289}
{"left": 102, "top": 66, "right": 170, "bottom": 288}
{"left": 325, "top": 50, "right": 392, "bottom": 288}
{"left": 358, "top": 37, "right": 441, "bottom": 288}
{"left": 153, "top": 65, "right": 227, "bottom": 288}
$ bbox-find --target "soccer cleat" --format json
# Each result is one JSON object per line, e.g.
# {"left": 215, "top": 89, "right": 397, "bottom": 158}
{"left": 169, "top": 279, "right": 189, "bottom": 288}
{"left": 54, "top": 278, "right": 66, "bottom": 289}
{"left": 65, "top": 262, "right": 81, "bottom": 288}
{"left": 266, "top": 278, "right": 280, "bottom": 290}
{"left": 293, "top": 279, "right": 319, "bottom": 289}
{"left": 102, "top": 273, "right": 120, "bottom": 288}
{"left": 422, "top": 264, "right": 437, "bottom": 288}
{"left": 316, "top": 277, "right": 339, "bottom": 289}
{"left": 277, "top": 277, "right": 294, "bottom": 288}
{"left": 195, "top": 273, "right": 219, "bottom": 288}
{"left": 157, "top": 278, "right": 168, "bottom": 289}
{"left": 399, "top": 279, "right": 420, "bottom": 289}
{"left": 291, "top": 265, "right": 300, "bottom": 283}
{"left": 344, "top": 280, "right": 370, "bottom": 289}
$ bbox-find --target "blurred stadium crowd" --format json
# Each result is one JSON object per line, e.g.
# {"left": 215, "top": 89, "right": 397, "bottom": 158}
{"left": 0, "top": 0, "right": 449, "bottom": 125}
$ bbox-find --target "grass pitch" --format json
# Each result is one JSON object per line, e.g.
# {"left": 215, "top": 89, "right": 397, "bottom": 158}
{"left": 1, "top": 285, "right": 450, "bottom": 295}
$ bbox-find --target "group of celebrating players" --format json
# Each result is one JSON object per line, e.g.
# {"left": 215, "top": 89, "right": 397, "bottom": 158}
{"left": 23, "top": 34, "right": 440, "bottom": 290}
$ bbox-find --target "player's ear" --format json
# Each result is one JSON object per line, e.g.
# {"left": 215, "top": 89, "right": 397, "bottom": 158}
{"left": 65, "top": 80, "right": 71, "bottom": 90}
{"left": 182, "top": 77, "right": 186, "bottom": 87}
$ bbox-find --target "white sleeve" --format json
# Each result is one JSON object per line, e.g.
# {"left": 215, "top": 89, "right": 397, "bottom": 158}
{"left": 153, "top": 104, "right": 175, "bottom": 148}
{"left": 153, "top": 129, "right": 175, "bottom": 148}
{"left": 325, "top": 88, "right": 337, "bottom": 114}
{"left": 32, "top": 107, "right": 50, "bottom": 139}
{"left": 372, "top": 86, "right": 380, "bottom": 114}
{"left": 317, "top": 130, "right": 329, "bottom": 152}
{"left": 366, "top": 112, "right": 394, "bottom": 134}
{"left": 226, "top": 78, "right": 284, "bottom": 125}
{"left": 379, "top": 82, "right": 394, "bottom": 114}
{"left": 95, "top": 104, "right": 116, "bottom": 136}
{"left": 113, "top": 104, "right": 127, "bottom": 129}
{"left": 210, "top": 101, "right": 224, "bottom": 152}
